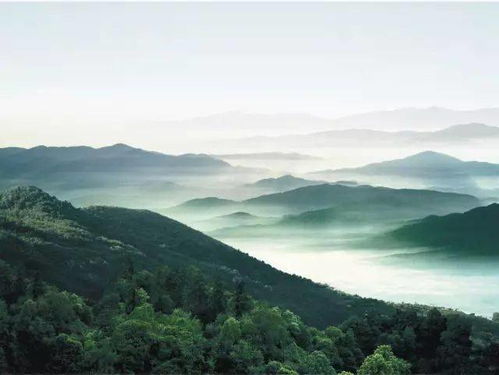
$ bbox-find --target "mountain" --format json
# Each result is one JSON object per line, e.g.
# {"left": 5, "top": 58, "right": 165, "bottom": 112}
{"left": 169, "top": 183, "right": 480, "bottom": 222}
{"left": 194, "top": 211, "right": 278, "bottom": 232}
{"left": 212, "top": 152, "right": 320, "bottom": 161}
{"left": 0, "top": 185, "right": 393, "bottom": 328}
{"left": 244, "top": 175, "right": 325, "bottom": 193}
{"left": 0, "top": 144, "right": 252, "bottom": 208}
{"left": 421, "top": 123, "right": 499, "bottom": 141}
{"left": 0, "top": 144, "right": 230, "bottom": 181}
{"left": 389, "top": 204, "right": 499, "bottom": 256}
{"left": 329, "top": 107, "right": 499, "bottom": 131}
{"left": 244, "top": 183, "right": 479, "bottom": 216}
{"left": 231, "top": 123, "right": 499, "bottom": 151}
{"left": 322, "top": 151, "right": 499, "bottom": 178}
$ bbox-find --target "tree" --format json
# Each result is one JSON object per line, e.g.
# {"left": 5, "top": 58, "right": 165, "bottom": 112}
{"left": 341, "top": 315, "right": 380, "bottom": 356}
{"left": 233, "top": 279, "right": 252, "bottom": 317}
{"left": 326, "top": 326, "right": 364, "bottom": 371}
{"left": 437, "top": 316, "right": 472, "bottom": 374}
{"left": 357, "top": 345, "right": 410, "bottom": 375}
{"left": 415, "top": 308, "right": 447, "bottom": 372}
{"left": 299, "top": 350, "right": 337, "bottom": 375}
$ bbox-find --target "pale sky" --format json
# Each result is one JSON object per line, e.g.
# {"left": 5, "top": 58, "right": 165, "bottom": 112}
{"left": 1, "top": 2, "right": 499, "bottom": 147}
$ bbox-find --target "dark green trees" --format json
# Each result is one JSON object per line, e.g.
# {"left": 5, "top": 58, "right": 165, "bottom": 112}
{"left": 0, "top": 261, "right": 497, "bottom": 374}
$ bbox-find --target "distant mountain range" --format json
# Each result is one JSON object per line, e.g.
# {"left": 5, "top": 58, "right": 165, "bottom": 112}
{"left": 0, "top": 144, "right": 264, "bottom": 207}
{"left": 327, "top": 107, "right": 499, "bottom": 131}
{"left": 163, "top": 108, "right": 499, "bottom": 140}
{"left": 0, "top": 144, "right": 229, "bottom": 179}
{"left": 167, "top": 183, "right": 480, "bottom": 223}
{"left": 316, "top": 151, "right": 499, "bottom": 178}
{"left": 389, "top": 204, "right": 499, "bottom": 256}
{"left": 243, "top": 175, "right": 326, "bottom": 193}
{"left": 233, "top": 123, "right": 499, "bottom": 150}
{"left": 194, "top": 211, "right": 277, "bottom": 232}
{"left": 212, "top": 152, "right": 321, "bottom": 161}
{"left": 0, "top": 185, "right": 391, "bottom": 327}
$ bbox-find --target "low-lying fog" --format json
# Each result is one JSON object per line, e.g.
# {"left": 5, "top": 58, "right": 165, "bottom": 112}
{"left": 214, "top": 228, "right": 499, "bottom": 319}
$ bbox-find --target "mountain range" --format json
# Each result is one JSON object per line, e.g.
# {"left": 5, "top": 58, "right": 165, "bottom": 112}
{"left": 243, "top": 175, "right": 326, "bottom": 194}
{"left": 163, "top": 108, "right": 499, "bottom": 139}
{"left": 167, "top": 183, "right": 480, "bottom": 223}
{"left": 316, "top": 151, "right": 499, "bottom": 178}
{"left": 0, "top": 144, "right": 269, "bottom": 208}
{"left": 212, "top": 152, "right": 321, "bottom": 161}
{"left": 0, "top": 144, "right": 230, "bottom": 180}
{"left": 327, "top": 107, "right": 499, "bottom": 131}
{"left": 0, "top": 185, "right": 391, "bottom": 328}
{"left": 232, "top": 123, "right": 499, "bottom": 151}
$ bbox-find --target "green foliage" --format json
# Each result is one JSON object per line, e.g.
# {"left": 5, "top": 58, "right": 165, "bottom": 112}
{"left": 357, "top": 345, "right": 410, "bottom": 375}
{"left": 1, "top": 186, "right": 498, "bottom": 374}
{"left": 0, "top": 185, "right": 392, "bottom": 329}
{"left": 391, "top": 203, "right": 499, "bottom": 255}
{"left": 0, "top": 262, "right": 498, "bottom": 374}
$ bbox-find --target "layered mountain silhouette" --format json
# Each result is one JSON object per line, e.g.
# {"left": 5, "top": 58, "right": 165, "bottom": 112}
{"left": 172, "top": 108, "right": 499, "bottom": 140}
{"left": 0, "top": 144, "right": 252, "bottom": 207}
{"left": 0, "top": 185, "right": 392, "bottom": 327}
{"left": 212, "top": 152, "right": 320, "bottom": 161}
{"left": 232, "top": 123, "right": 499, "bottom": 150}
{"left": 318, "top": 151, "right": 499, "bottom": 178}
{"left": 194, "top": 211, "right": 277, "bottom": 232}
{"left": 168, "top": 183, "right": 480, "bottom": 223}
{"left": 244, "top": 175, "right": 325, "bottom": 193}
{"left": 327, "top": 107, "right": 499, "bottom": 131}
{"left": 0, "top": 144, "right": 230, "bottom": 179}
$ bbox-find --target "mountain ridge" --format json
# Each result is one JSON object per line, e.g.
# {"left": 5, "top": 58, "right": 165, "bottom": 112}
{"left": 168, "top": 183, "right": 480, "bottom": 223}
{"left": 322, "top": 151, "right": 499, "bottom": 177}
{"left": 0, "top": 185, "right": 390, "bottom": 328}
{"left": 389, "top": 203, "right": 499, "bottom": 256}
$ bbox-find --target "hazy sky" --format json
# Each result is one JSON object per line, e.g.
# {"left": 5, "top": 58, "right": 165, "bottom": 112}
{"left": 1, "top": 2, "right": 499, "bottom": 147}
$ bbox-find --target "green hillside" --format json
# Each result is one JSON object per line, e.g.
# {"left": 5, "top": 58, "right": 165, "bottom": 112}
{"left": 0, "top": 186, "right": 390, "bottom": 328}
{"left": 1, "top": 186, "right": 499, "bottom": 374}
{"left": 390, "top": 203, "right": 499, "bottom": 255}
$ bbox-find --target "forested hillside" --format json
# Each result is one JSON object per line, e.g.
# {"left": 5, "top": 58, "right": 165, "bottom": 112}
{"left": 0, "top": 186, "right": 389, "bottom": 328}
{"left": 390, "top": 203, "right": 499, "bottom": 255}
{"left": 1, "top": 186, "right": 499, "bottom": 374}
{"left": 1, "top": 260, "right": 498, "bottom": 374}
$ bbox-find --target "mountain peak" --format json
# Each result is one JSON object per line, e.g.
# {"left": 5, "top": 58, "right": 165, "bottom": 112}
{"left": 438, "top": 122, "right": 499, "bottom": 135}
{"left": 402, "top": 151, "right": 462, "bottom": 164}
{"left": 101, "top": 143, "right": 136, "bottom": 151}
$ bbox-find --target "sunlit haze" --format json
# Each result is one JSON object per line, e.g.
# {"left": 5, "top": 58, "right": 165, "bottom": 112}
{"left": 2, "top": 2, "right": 499, "bottom": 150}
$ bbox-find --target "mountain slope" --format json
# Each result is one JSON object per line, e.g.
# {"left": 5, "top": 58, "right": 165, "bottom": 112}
{"left": 390, "top": 204, "right": 499, "bottom": 255}
{"left": 231, "top": 122, "right": 499, "bottom": 151}
{"left": 0, "top": 144, "right": 230, "bottom": 179}
{"left": 0, "top": 144, "right": 244, "bottom": 209}
{"left": 194, "top": 211, "right": 277, "bottom": 232}
{"left": 168, "top": 184, "right": 480, "bottom": 231}
{"left": 245, "top": 175, "right": 325, "bottom": 192}
{"left": 323, "top": 151, "right": 499, "bottom": 178}
{"left": 169, "top": 183, "right": 480, "bottom": 220}
{"left": 329, "top": 107, "right": 499, "bottom": 131}
{"left": 243, "top": 183, "right": 479, "bottom": 215}
{"left": 0, "top": 186, "right": 392, "bottom": 328}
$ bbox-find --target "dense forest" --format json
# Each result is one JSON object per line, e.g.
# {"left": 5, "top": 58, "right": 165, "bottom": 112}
{"left": 1, "top": 261, "right": 498, "bottom": 374}
{"left": 1, "top": 186, "right": 499, "bottom": 374}
{"left": 391, "top": 203, "right": 499, "bottom": 255}
{"left": 0, "top": 186, "right": 391, "bottom": 328}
